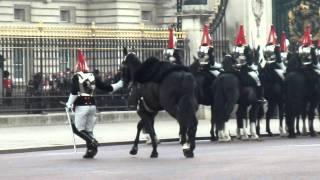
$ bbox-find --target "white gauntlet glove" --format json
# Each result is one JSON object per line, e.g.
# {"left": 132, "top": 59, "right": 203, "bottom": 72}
{"left": 66, "top": 94, "right": 77, "bottom": 111}
{"left": 111, "top": 80, "right": 124, "bottom": 92}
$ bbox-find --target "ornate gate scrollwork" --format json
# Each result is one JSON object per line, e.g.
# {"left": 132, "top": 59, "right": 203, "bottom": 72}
{"left": 273, "top": 0, "right": 320, "bottom": 42}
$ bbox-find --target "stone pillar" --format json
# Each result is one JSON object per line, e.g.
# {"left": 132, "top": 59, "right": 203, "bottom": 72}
{"left": 182, "top": 16, "right": 202, "bottom": 61}
{"left": 180, "top": 0, "right": 215, "bottom": 62}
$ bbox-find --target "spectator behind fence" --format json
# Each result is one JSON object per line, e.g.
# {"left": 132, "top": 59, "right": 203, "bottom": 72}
{"left": 25, "top": 72, "right": 44, "bottom": 114}
{"left": 3, "top": 70, "right": 12, "bottom": 105}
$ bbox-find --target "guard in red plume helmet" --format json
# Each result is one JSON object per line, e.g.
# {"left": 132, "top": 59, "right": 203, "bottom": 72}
{"left": 263, "top": 25, "right": 279, "bottom": 63}
{"left": 163, "top": 26, "right": 181, "bottom": 64}
{"left": 65, "top": 48, "right": 124, "bottom": 159}
{"left": 301, "top": 25, "right": 313, "bottom": 47}
{"left": 280, "top": 31, "right": 288, "bottom": 53}
{"left": 267, "top": 25, "right": 278, "bottom": 45}
{"left": 198, "top": 24, "right": 212, "bottom": 55}
{"left": 76, "top": 49, "right": 90, "bottom": 72}
{"left": 201, "top": 24, "right": 212, "bottom": 46}
{"left": 298, "top": 25, "right": 315, "bottom": 65}
{"left": 197, "top": 24, "right": 222, "bottom": 77}
{"left": 3, "top": 70, "right": 12, "bottom": 105}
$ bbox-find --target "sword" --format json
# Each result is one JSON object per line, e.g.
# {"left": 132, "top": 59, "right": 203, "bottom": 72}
{"left": 65, "top": 107, "right": 77, "bottom": 153}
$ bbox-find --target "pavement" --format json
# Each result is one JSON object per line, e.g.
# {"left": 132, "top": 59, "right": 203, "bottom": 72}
{"left": 2, "top": 136, "right": 320, "bottom": 180}
{"left": 1, "top": 116, "right": 320, "bottom": 153}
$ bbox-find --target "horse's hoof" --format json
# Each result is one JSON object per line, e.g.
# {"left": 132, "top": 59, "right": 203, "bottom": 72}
{"left": 310, "top": 131, "right": 317, "bottom": 137}
{"left": 239, "top": 134, "right": 249, "bottom": 141}
{"left": 288, "top": 134, "right": 296, "bottom": 139}
{"left": 129, "top": 147, "right": 138, "bottom": 155}
{"left": 267, "top": 131, "right": 273, "bottom": 137}
{"left": 218, "top": 137, "right": 231, "bottom": 142}
{"left": 210, "top": 136, "right": 218, "bottom": 141}
{"left": 150, "top": 151, "right": 158, "bottom": 158}
{"left": 183, "top": 149, "right": 194, "bottom": 158}
{"left": 296, "top": 131, "right": 301, "bottom": 136}
{"left": 251, "top": 135, "right": 260, "bottom": 140}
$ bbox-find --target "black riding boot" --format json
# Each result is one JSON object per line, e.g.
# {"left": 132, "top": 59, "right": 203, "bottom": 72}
{"left": 81, "top": 131, "right": 99, "bottom": 159}
{"left": 257, "top": 86, "right": 266, "bottom": 103}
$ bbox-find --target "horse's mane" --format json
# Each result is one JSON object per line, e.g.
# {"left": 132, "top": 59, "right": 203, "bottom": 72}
{"left": 126, "top": 53, "right": 141, "bottom": 67}
{"left": 286, "top": 52, "right": 301, "bottom": 72}
{"left": 135, "top": 56, "right": 189, "bottom": 83}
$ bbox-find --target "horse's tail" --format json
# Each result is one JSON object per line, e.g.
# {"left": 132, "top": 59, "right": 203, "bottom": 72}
{"left": 176, "top": 73, "right": 198, "bottom": 128}
{"left": 213, "top": 74, "right": 239, "bottom": 131}
{"left": 284, "top": 72, "right": 306, "bottom": 135}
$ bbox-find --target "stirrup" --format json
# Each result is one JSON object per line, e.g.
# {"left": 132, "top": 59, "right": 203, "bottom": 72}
{"left": 257, "top": 98, "right": 267, "bottom": 103}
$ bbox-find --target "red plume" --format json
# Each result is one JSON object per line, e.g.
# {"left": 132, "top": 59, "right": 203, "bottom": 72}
{"left": 201, "top": 24, "right": 212, "bottom": 46}
{"left": 77, "top": 49, "right": 89, "bottom": 72}
{"left": 318, "top": 39, "right": 320, "bottom": 48}
{"left": 168, "top": 27, "right": 175, "bottom": 49}
{"left": 301, "top": 25, "right": 312, "bottom": 47}
{"left": 235, "top": 25, "right": 247, "bottom": 46}
{"left": 267, "top": 25, "right": 277, "bottom": 45}
{"left": 280, "top": 31, "right": 288, "bottom": 52}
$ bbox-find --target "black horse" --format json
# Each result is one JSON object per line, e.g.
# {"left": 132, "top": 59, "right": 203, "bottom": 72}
{"left": 257, "top": 46, "right": 286, "bottom": 136}
{"left": 213, "top": 46, "right": 261, "bottom": 141}
{"left": 285, "top": 47, "right": 320, "bottom": 137}
{"left": 121, "top": 48, "right": 199, "bottom": 158}
{"left": 183, "top": 48, "right": 218, "bottom": 140}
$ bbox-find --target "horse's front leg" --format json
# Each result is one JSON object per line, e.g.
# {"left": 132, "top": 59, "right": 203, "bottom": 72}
{"left": 210, "top": 105, "right": 217, "bottom": 141}
{"left": 144, "top": 119, "right": 158, "bottom": 158}
{"left": 308, "top": 102, "right": 317, "bottom": 137}
{"left": 278, "top": 102, "right": 287, "bottom": 137}
{"left": 236, "top": 105, "right": 248, "bottom": 140}
{"left": 129, "top": 120, "right": 144, "bottom": 155}
{"left": 249, "top": 103, "right": 260, "bottom": 140}
{"left": 266, "top": 102, "right": 276, "bottom": 136}
{"left": 186, "top": 120, "right": 198, "bottom": 158}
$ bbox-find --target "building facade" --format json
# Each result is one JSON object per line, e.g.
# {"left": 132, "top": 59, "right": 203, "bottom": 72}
{"left": 0, "top": 0, "right": 177, "bottom": 28}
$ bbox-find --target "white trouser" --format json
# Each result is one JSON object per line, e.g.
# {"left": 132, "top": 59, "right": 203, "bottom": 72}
{"left": 274, "top": 69, "right": 285, "bottom": 80}
{"left": 75, "top": 105, "right": 97, "bottom": 132}
{"left": 210, "top": 70, "right": 221, "bottom": 77}
{"left": 248, "top": 71, "right": 261, "bottom": 86}
{"left": 314, "top": 69, "right": 320, "bottom": 75}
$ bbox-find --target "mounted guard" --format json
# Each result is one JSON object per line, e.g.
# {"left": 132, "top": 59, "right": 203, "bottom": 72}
{"left": 197, "top": 24, "right": 222, "bottom": 77}
{"left": 263, "top": 25, "right": 287, "bottom": 81}
{"left": 232, "top": 25, "right": 266, "bottom": 103}
{"left": 65, "top": 49, "right": 123, "bottom": 158}
{"left": 163, "top": 26, "right": 182, "bottom": 65}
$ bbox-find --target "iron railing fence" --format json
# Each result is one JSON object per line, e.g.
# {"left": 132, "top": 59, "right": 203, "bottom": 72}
{"left": 0, "top": 24, "right": 189, "bottom": 113}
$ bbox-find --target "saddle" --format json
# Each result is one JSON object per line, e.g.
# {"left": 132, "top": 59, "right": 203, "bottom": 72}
{"left": 262, "top": 63, "right": 284, "bottom": 83}
{"left": 135, "top": 57, "right": 190, "bottom": 83}
{"left": 221, "top": 70, "right": 256, "bottom": 87}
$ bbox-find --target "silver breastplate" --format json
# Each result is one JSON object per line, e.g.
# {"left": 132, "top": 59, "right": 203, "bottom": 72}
{"left": 77, "top": 72, "right": 95, "bottom": 96}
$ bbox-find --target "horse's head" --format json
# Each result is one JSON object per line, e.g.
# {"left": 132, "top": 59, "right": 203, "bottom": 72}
{"left": 121, "top": 47, "right": 141, "bottom": 85}
{"left": 190, "top": 56, "right": 201, "bottom": 73}
{"left": 222, "top": 54, "right": 237, "bottom": 71}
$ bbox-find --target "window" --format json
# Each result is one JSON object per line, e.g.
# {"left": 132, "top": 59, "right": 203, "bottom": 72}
{"left": 183, "top": 0, "right": 207, "bottom": 5}
{"left": 13, "top": 48, "right": 24, "bottom": 79}
{"left": 141, "top": 11, "right": 152, "bottom": 22}
{"left": 14, "top": 8, "right": 26, "bottom": 21}
{"left": 60, "top": 7, "right": 75, "bottom": 23}
{"left": 60, "top": 10, "right": 71, "bottom": 22}
{"left": 14, "top": 5, "right": 30, "bottom": 22}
